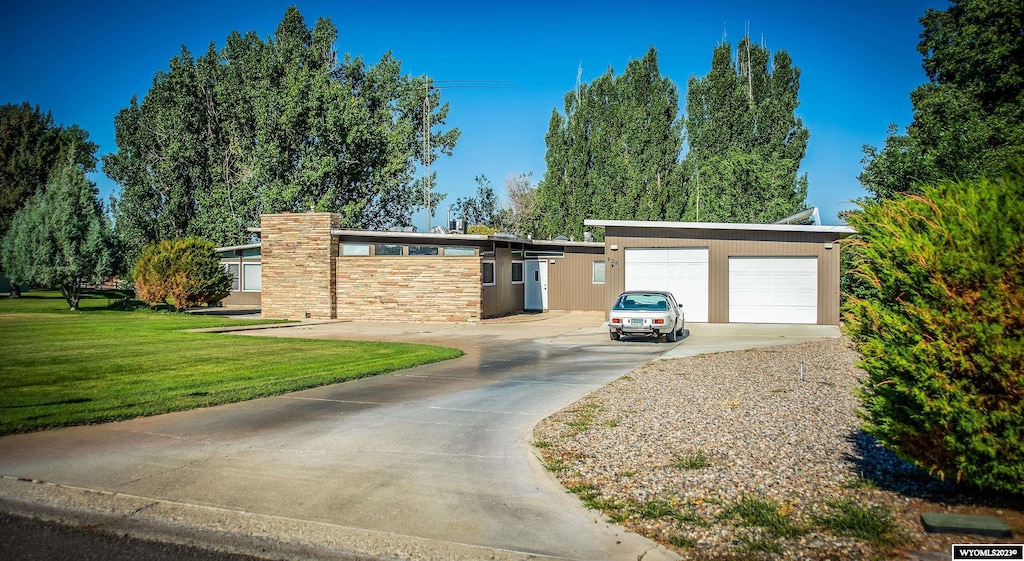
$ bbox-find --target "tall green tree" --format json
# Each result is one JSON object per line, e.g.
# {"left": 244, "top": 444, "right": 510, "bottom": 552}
{"left": 536, "top": 47, "right": 684, "bottom": 240}
{"left": 451, "top": 175, "right": 499, "bottom": 228}
{"left": 105, "top": 6, "right": 459, "bottom": 265}
{"left": 683, "top": 37, "right": 809, "bottom": 223}
{"left": 0, "top": 103, "right": 97, "bottom": 238}
{"left": 860, "top": 0, "right": 1024, "bottom": 199}
{"left": 0, "top": 152, "right": 113, "bottom": 310}
{"left": 497, "top": 172, "right": 538, "bottom": 238}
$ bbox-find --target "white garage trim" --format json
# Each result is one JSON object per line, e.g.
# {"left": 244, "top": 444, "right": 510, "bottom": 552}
{"left": 729, "top": 256, "right": 817, "bottom": 324}
{"left": 625, "top": 248, "right": 709, "bottom": 322}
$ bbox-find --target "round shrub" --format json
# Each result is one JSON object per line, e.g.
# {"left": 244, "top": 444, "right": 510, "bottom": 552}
{"left": 133, "top": 238, "right": 232, "bottom": 311}
{"left": 844, "top": 172, "right": 1023, "bottom": 495}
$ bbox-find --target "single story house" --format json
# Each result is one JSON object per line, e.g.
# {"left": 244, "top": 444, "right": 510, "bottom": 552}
{"left": 217, "top": 211, "right": 855, "bottom": 325}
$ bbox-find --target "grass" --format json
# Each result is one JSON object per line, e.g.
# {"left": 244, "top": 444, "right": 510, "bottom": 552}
{"left": 818, "top": 499, "right": 902, "bottom": 547}
{"left": 639, "top": 499, "right": 677, "bottom": 519}
{"left": 565, "top": 401, "right": 604, "bottom": 435}
{"left": 720, "top": 496, "right": 806, "bottom": 539}
{"left": 542, "top": 458, "right": 570, "bottom": 472}
{"left": 672, "top": 448, "right": 712, "bottom": 469}
{"left": 842, "top": 473, "right": 879, "bottom": 490}
{"left": 737, "top": 534, "right": 784, "bottom": 555}
{"left": 0, "top": 291, "right": 462, "bottom": 435}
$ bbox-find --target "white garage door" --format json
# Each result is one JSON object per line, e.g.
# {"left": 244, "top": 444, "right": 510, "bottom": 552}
{"left": 625, "top": 248, "right": 709, "bottom": 322}
{"left": 729, "top": 257, "right": 818, "bottom": 324}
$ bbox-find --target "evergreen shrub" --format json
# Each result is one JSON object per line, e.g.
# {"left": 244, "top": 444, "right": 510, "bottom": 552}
{"left": 844, "top": 172, "right": 1023, "bottom": 495}
{"left": 133, "top": 238, "right": 232, "bottom": 311}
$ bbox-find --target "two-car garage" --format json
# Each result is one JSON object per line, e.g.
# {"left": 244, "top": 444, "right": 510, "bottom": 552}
{"left": 589, "top": 219, "right": 853, "bottom": 326}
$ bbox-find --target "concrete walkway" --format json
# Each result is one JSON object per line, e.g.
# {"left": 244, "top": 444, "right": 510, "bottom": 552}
{"left": 0, "top": 313, "right": 838, "bottom": 560}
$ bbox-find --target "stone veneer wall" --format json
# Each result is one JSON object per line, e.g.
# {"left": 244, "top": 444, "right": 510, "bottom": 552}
{"left": 336, "top": 257, "right": 482, "bottom": 322}
{"left": 261, "top": 212, "right": 339, "bottom": 319}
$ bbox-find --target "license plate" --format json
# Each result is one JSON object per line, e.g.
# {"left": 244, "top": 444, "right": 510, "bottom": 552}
{"left": 629, "top": 318, "right": 644, "bottom": 326}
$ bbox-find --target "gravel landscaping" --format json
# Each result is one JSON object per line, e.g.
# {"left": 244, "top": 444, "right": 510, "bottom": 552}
{"left": 533, "top": 337, "right": 1023, "bottom": 560}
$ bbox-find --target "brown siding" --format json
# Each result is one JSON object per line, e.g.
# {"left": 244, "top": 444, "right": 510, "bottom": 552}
{"left": 547, "top": 247, "right": 607, "bottom": 311}
{"left": 604, "top": 226, "right": 843, "bottom": 325}
{"left": 482, "top": 246, "right": 524, "bottom": 317}
{"left": 336, "top": 257, "right": 482, "bottom": 322}
{"left": 261, "top": 213, "right": 339, "bottom": 319}
{"left": 219, "top": 291, "right": 261, "bottom": 307}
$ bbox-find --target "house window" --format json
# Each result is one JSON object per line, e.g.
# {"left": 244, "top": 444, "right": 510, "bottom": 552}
{"left": 409, "top": 245, "right": 439, "bottom": 256}
{"left": 375, "top": 244, "right": 402, "bottom": 256}
{"left": 224, "top": 263, "right": 240, "bottom": 291}
{"left": 443, "top": 246, "right": 476, "bottom": 256}
{"left": 341, "top": 243, "right": 370, "bottom": 256}
{"left": 592, "top": 260, "right": 606, "bottom": 284}
{"left": 482, "top": 261, "right": 496, "bottom": 286}
{"left": 242, "top": 263, "right": 262, "bottom": 291}
{"left": 511, "top": 261, "right": 524, "bottom": 284}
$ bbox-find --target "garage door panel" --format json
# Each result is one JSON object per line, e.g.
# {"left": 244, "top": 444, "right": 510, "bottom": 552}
{"left": 625, "top": 248, "right": 708, "bottom": 322}
{"left": 729, "top": 257, "right": 817, "bottom": 324}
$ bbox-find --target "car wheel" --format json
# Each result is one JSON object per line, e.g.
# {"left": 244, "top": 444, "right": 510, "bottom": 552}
{"left": 610, "top": 331, "right": 621, "bottom": 341}
{"left": 666, "top": 328, "right": 678, "bottom": 343}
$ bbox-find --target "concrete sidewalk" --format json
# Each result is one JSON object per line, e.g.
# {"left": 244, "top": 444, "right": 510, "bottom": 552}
{"left": 660, "top": 322, "right": 842, "bottom": 359}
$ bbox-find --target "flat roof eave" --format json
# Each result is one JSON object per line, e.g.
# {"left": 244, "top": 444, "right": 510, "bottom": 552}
{"left": 583, "top": 219, "right": 856, "bottom": 235}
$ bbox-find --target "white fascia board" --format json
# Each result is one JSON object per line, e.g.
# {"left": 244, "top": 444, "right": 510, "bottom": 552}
{"left": 331, "top": 229, "right": 491, "bottom": 242}
{"left": 215, "top": 242, "right": 262, "bottom": 252}
{"left": 526, "top": 239, "right": 605, "bottom": 248}
{"left": 584, "top": 219, "right": 856, "bottom": 235}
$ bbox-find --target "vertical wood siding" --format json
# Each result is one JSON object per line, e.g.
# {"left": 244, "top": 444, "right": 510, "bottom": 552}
{"left": 604, "top": 227, "right": 843, "bottom": 324}
{"left": 482, "top": 246, "right": 525, "bottom": 317}
{"left": 546, "top": 247, "right": 607, "bottom": 311}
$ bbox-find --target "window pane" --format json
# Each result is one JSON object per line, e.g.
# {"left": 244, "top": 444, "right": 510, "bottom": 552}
{"left": 242, "top": 263, "right": 262, "bottom": 291}
{"left": 443, "top": 246, "right": 476, "bottom": 256}
{"left": 482, "top": 262, "right": 495, "bottom": 285}
{"left": 511, "top": 262, "right": 524, "bottom": 283}
{"left": 341, "top": 243, "right": 370, "bottom": 256}
{"left": 225, "top": 263, "right": 240, "bottom": 291}
{"left": 375, "top": 244, "right": 402, "bottom": 256}
{"left": 241, "top": 248, "right": 261, "bottom": 258}
{"left": 409, "top": 245, "right": 439, "bottom": 256}
{"left": 592, "top": 260, "right": 606, "bottom": 284}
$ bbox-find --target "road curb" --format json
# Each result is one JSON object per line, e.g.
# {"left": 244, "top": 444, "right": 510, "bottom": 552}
{"left": 0, "top": 477, "right": 572, "bottom": 561}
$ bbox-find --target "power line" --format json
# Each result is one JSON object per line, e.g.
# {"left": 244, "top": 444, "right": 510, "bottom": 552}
{"left": 420, "top": 78, "right": 519, "bottom": 231}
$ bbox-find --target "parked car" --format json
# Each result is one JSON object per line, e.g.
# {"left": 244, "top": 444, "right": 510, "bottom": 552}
{"left": 608, "top": 290, "right": 685, "bottom": 342}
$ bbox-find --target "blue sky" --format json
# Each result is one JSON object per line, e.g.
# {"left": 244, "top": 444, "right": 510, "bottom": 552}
{"left": 0, "top": 0, "right": 942, "bottom": 227}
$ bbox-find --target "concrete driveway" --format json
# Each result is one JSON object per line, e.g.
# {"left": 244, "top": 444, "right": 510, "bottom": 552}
{"left": 0, "top": 312, "right": 679, "bottom": 560}
{"left": 0, "top": 314, "right": 838, "bottom": 560}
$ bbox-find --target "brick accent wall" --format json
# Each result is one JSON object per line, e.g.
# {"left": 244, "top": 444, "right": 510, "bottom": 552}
{"left": 336, "top": 257, "right": 482, "bottom": 322}
{"left": 261, "top": 213, "right": 339, "bottom": 319}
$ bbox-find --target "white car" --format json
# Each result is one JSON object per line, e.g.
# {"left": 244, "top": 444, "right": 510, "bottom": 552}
{"left": 608, "top": 291, "right": 685, "bottom": 342}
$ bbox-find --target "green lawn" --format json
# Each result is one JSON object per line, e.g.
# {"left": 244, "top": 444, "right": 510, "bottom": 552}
{"left": 0, "top": 291, "right": 462, "bottom": 435}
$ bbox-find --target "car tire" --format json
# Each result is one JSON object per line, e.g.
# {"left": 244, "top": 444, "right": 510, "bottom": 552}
{"left": 666, "top": 328, "right": 678, "bottom": 343}
{"left": 610, "top": 331, "right": 621, "bottom": 341}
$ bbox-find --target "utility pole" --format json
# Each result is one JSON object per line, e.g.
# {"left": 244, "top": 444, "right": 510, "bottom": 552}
{"left": 423, "top": 76, "right": 432, "bottom": 231}
{"left": 419, "top": 79, "right": 518, "bottom": 232}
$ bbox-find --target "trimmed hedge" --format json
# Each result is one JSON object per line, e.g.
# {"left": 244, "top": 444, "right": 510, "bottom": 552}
{"left": 844, "top": 172, "right": 1023, "bottom": 495}
{"left": 133, "top": 238, "right": 232, "bottom": 311}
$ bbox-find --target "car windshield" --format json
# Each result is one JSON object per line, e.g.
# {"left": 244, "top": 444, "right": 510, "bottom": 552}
{"left": 613, "top": 293, "right": 669, "bottom": 311}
